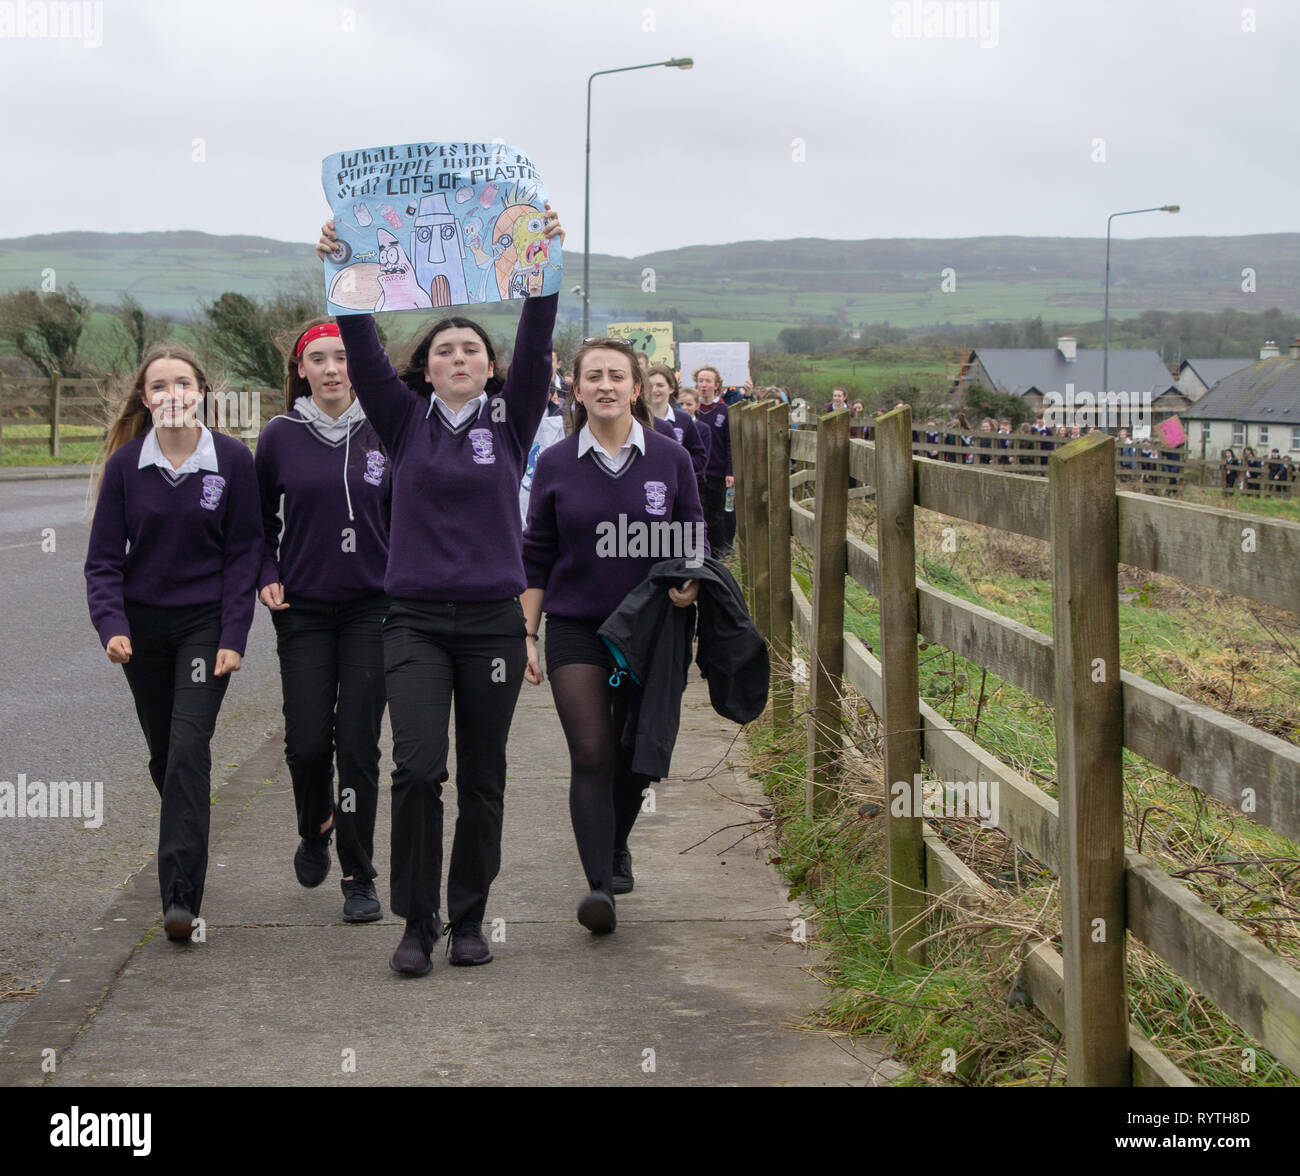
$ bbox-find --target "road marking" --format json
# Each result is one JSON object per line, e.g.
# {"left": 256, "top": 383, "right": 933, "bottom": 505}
{"left": 0, "top": 540, "right": 42, "bottom": 551}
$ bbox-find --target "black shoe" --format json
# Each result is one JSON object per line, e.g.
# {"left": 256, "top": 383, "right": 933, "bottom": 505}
{"left": 389, "top": 916, "right": 440, "bottom": 977}
{"left": 612, "top": 848, "right": 634, "bottom": 895}
{"left": 577, "top": 890, "right": 617, "bottom": 934}
{"left": 341, "top": 877, "right": 382, "bottom": 923}
{"left": 294, "top": 827, "right": 332, "bottom": 888}
{"left": 162, "top": 905, "right": 195, "bottom": 942}
{"left": 447, "top": 922, "right": 493, "bottom": 966}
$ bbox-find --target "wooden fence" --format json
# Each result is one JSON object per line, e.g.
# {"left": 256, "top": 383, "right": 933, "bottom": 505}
{"left": 731, "top": 401, "right": 1300, "bottom": 1087}
{"left": 0, "top": 375, "right": 279, "bottom": 457}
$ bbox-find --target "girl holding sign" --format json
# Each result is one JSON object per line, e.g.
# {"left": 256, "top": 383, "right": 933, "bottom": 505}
{"left": 85, "top": 348, "right": 262, "bottom": 942}
{"left": 255, "top": 319, "right": 390, "bottom": 924}
{"left": 521, "top": 338, "right": 706, "bottom": 932}
{"left": 317, "top": 209, "right": 562, "bottom": 976}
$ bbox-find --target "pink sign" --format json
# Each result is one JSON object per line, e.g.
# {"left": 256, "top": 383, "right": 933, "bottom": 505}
{"left": 1157, "top": 416, "right": 1186, "bottom": 447}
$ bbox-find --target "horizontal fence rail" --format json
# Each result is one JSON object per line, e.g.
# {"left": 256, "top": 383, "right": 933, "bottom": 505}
{"left": 734, "top": 401, "right": 1300, "bottom": 1087}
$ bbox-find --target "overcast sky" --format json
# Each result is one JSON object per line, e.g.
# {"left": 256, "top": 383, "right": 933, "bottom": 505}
{"left": 1, "top": 0, "right": 1295, "bottom": 255}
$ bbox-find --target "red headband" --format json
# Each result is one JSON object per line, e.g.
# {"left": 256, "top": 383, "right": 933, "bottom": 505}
{"left": 295, "top": 323, "right": 341, "bottom": 357}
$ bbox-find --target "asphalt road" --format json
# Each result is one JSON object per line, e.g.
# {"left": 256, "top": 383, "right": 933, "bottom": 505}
{"left": 0, "top": 476, "right": 285, "bottom": 1034}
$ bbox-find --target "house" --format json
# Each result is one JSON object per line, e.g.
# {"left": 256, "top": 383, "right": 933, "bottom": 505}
{"left": 1176, "top": 356, "right": 1256, "bottom": 402}
{"left": 953, "top": 337, "right": 1188, "bottom": 428}
{"left": 1184, "top": 339, "right": 1300, "bottom": 458}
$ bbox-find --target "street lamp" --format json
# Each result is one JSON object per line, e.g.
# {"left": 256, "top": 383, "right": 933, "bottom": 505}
{"left": 583, "top": 56, "right": 694, "bottom": 336}
{"left": 1102, "top": 204, "right": 1179, "bottom": 423}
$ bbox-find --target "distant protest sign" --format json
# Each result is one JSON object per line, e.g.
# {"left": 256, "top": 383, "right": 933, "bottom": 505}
{"left": 607, "top": 322, "right": 675, "bottom": 363}
{"left": 320, "top": 141, "right": 563, "bottom": 314}
{"left": 679, "top": 342, "right": 750, "bottom": 389}
{"left": 1156, "top": 416, "right": 1187, "bottom": 447}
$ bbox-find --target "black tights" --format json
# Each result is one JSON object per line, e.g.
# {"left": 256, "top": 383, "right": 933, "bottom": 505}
{"left": 550, "top": 663, "right": 649, "bottom": 894}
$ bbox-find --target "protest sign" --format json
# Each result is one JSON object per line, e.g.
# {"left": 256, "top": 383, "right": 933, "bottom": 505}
{"left": 679, "top": 342, "right": 751, "bottom": 389}
{"left": 606, "top": 321, "right": 675, "bottom": 363}
{"left": 1156, "top": 416, "right": 1187, "bottom": 447}
{"left": 320, "top": 141, "right": 562, "bottom": 314}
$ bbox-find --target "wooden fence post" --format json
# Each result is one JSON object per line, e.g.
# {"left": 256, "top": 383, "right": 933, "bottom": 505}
{"left": 730, "top": 403, "right": 750, "bottom": 602}
{"left": 742, "top": 404, "right": 771, "bottom": 644}
{"left": 875, "top": 405, "right": 926, "bottom": 968}
{"left": 807, "top": 409, "right": 849, "bottom": 818}
{"left": 1050, "top": 434, "right": 1128, "bottom": 1086}
{"left": 767, "top": 402, "right": 793, "bottom": 726}
{"left": 50, "top": 376, "right": 61, "bottom": 458}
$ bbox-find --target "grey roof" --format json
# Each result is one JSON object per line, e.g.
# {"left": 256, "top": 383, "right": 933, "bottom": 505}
{"left": 967, "top": 348, "right": 1177, "bottom": 401}
{"left": 1179, "top": 357, "right": 1256, "bottom": 389}
{"left": 1184, "top": 357, "right": 1300, "bottom": 425}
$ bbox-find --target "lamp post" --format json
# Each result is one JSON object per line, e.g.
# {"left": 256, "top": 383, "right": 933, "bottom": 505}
{"left": 584, "top": 56, "right": 693, "bottom": 336}
{"left": 1102, "top": 204, "right": 1179, "bottom": 424}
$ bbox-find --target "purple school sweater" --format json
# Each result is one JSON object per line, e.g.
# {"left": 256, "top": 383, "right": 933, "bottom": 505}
{"left": 652, "top": 409, "right": 708, "bottom": 480}
{"left": 696, "top": 398, "right": 732, "bottom": 480}
{"left": 254, "top": 411, "right": 390, "bottom": 602}
{"left": 85, "top": 431, "right": 262, "bottom": 655}
{"left": 523, "top": 429, "right": 709, "bottom": 625}
{"left": 337, "top": 294, "right": 556, "bottom": 601}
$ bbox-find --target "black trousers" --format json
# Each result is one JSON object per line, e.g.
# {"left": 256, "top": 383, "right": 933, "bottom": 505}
{"left": 121, "top": 601, "right": 230, "bottom": 916}
{"left": 382, "top": 598, "right": 527, "bottom": 925}
{"left": 700, "top": 476, "right": 727, "bottom": 553}
{"left": 271, "top": 593, "right": 387, "bottom": 881}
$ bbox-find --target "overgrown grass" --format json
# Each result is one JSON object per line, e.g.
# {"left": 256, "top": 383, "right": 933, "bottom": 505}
{"left": 748, "top": 502, "right": 1300, "bottom": 1085}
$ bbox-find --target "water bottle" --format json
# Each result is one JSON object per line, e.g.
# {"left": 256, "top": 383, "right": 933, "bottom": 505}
{"left": 724, "top": 486, "right": 735, "bottom": 513}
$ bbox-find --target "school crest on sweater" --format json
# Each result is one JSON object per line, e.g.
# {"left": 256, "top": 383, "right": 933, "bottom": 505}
{"left": 469, "top": 428, "right": 496, "bottom": 464}
{"left": 363, "top": 449, "right": 386, "bottom": 486}
{"left": 200, "top": 474, "right": 226, "bottom": 510}
{"left": 644, "top": 480, "right": 668, "bottom": 516}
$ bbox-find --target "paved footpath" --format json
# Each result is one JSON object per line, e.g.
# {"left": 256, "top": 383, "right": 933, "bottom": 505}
{"left": 0, "top": 671, "right": 898, "bottom": 1087}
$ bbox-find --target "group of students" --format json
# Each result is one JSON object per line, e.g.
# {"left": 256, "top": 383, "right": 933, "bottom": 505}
{"left": 535, "top": 351, "right": 736, "bottom": 558}
{"left": 83, "top": 203, "right": 733, "bottom": 977}
{"left": 1220, "top": 446, "right": 1296, "bottom": 494}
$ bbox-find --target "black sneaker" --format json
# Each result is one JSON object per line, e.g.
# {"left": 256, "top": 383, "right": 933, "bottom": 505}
{"left": 612, "top": 848, "right": 634, "bottom": 895}
{"left": 447, "top": 922, "right": 493, "bottom": 966}
{"left": 162, "top": 905, "right": 195, "bottom": 942}
{"left": 341, "top": 877, "right": 382, "bottom": 923}
{"left": 389, "top": 916, "right": 440, "bottom": 977}
{"left": 577, "top": 890, "right": 617, "bottom": 934}
{"left": 294, "top": 829, "right": 332, "bottom": 888}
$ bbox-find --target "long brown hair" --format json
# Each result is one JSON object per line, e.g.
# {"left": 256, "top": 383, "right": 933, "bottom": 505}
{"left": 284, "top": 316, "right": 338, "bottom": 414}
{"left": 566, "top": 340, "right": 652, "bottom": 435}
{"left": 647, "top": 363, "right": 680, "bottom": 400}
{"left": 92, "top": 345, "right": 217, "bottom": 500}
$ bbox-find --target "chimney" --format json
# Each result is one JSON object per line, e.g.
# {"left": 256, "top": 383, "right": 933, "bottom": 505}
{"left": 1057, "top": 336, "right": 1077, "bottom": 362}
{"left": 1290, "top": 337, "right": 1300, "bottom": 360}
{"left": 1260, "top": 340, "right": 1281, "bottom": 359}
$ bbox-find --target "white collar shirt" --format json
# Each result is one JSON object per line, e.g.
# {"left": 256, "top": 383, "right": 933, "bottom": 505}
{"left": 578, "top": 419, "right": 645, "bottom": 474}
{"left": 138, "top": 426, "right": 219, "bottom": 475}
{"left": 427, "top": 391, "right": 488, "bottom": 426}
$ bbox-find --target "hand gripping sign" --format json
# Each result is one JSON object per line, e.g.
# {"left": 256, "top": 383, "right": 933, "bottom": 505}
{"left": 321, "top": 141, "right": 563, "bottom": 314}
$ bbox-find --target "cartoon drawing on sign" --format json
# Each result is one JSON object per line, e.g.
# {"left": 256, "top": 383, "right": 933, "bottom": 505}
{"left": 462, "top": 216, "right": 495, "bottom": 302}
{"left": 411, "top": 194, "right": 469, "bottom": 308}
{"left": 374, "top": 228, "right": 432, "bottom": 311}
{"left": 321, "top": 141, "right": 562, "bottom": 314}
{"left": 494, "top": 204, "right": 552, "bottom": 298}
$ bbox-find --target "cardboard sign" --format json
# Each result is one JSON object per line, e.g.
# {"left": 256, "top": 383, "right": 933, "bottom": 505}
{"left": 1156, "top": 416, "right": 1187, "bottom": 447}
{"left": 607, "top": 321, "right": 675, "bottom": 363}
{"left": 320, "top": 141, "right": 562, "bottom": 314}
{"left": 678, "top": 342, "right": 751, "bottom": 389}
